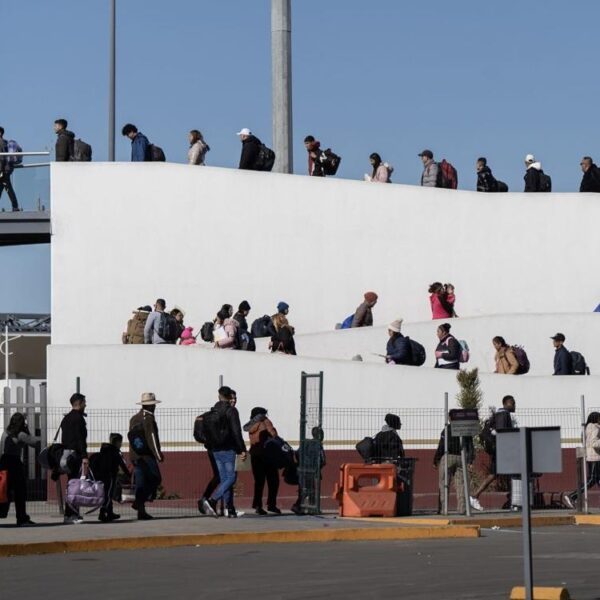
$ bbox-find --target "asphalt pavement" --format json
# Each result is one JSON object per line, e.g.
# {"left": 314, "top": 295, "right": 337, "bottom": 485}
{"left": 1, "top": 526, "right": 599, "bottom": 600}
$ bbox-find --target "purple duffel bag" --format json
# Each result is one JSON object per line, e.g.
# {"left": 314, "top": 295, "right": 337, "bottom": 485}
{"left": 66, "top": 475, "right": 105, "bottom": 510}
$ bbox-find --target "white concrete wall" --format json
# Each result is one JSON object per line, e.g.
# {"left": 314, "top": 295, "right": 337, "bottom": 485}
{"left": 252, "top": 313, "right": 599, "bottom": 376}
{"left": 51, "top": 163, "right": 600, "bottom": 345}
{"left": 48, "top": 345, "right": 599, "bottom": 445}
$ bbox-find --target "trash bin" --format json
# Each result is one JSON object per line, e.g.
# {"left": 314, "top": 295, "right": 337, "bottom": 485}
{"left": 396, "top": 457, "right": 417, "bottom": 516}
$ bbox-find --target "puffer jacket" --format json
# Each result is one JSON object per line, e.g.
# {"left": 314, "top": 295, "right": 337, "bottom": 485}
{"left": 421, "top": 159, "right": 438, "bottom": 187}
{"left": 215, "top": 317, "right": 239, "bottom": 349}
{"left": 188, "top": 140, "right": 209, "bottom": 165}
{"left": 370, "top": 163, "right": 393, "bottom": 183}
{"left": 386, "top": 333, "right": 411, "bottom": 365}
{"left": 584, "top": 423, "right": 600, "bottom": 462}
{"left": 495, "top": 346, "right": 519, "bottom": 374}
{"left": 244, "top": 415, "right": 278, "bottom": 455}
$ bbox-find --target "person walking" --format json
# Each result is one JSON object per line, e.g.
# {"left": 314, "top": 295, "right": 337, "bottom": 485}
{"left": 365, "top": 153, "right": 392, "bottom": 183}
{"left": 372, "top": 414, "right": 405, "bottom": 461}
{"left": 433, "top": 426, "right": 474, "bottom": 514}
{"left": 351, "top": 292, "right": 378, "bottom": 328}
{"left": 244, "top": 407, "right": 280, "bottom": 515}
{"left": 60, "top": 392, "right": 88, "bottom": 523}
{"left": 0, "top": 127, "right": 20, "bottom": 211}
{"left": 123, "top": 305, "right": 152, "bottom": 344}
{"left": 434, "top": 323, "right": 461, "bottom": 370}
{"left": 475, "top": 157, "right": 498, "bottom": 192}
{"left": 523, "top": 154, "right": 551, "bottom": 192}
{"left": 54, "top": 118, "right": 75, "bottom": 162}
{"left": 579, "top": 157, "right": 600, "bottom": 193}
{"left": 170, "top": 308, "right": 185, "bottom": 342}
{"left": 551, "top": 332, "right": 573, "bottom": 375}
{"left": 122, "top": 124, "right": 150, "bottom": 162}
{"left": 271, "top": 302, "right": 296, "bottom": 355}
{"left": 419, "top": 150, "right": 438, "bottom": 187}
{"left": 234, "top": 300, "right": 255, "bottom": 351}
{"left": 563, "top": 412, "right": 600, "bottom": 509}
{"left": 429, "top": 282, "right": 454, "bottom": 320}
{"left": 0, "top": 413, "right": 40, "bottom": 525}
{"left": 188, "top": 130, "right": 209, "bottom": 165}
{"left": 493, "top": 336, "right": 519, "bottom": 374}
{"left": 470, "top": 395, "right": 516, "bottom": 511}
{"left": 237, "top": 128, "right": 262, "bottom": 170}
{"left": 385, "top": 319, "right": 412, "bottom": 365}
{"left": 144, "top": 298, "right": 168, "bottom": 344}
{"left": 201, "top": 387, "right": 247, "bottom": 518}
{"left": 304, "top": 135, "right": 324, "bottom": 177}
{"left": 213, "top": 305, "right": 238, "bottom": 349}
{"left": 128, "top": 392, "right": 163, "bottom": 520}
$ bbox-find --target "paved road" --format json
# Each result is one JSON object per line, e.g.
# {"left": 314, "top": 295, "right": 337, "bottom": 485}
{"left": 1, "top": 526, "right": 599, "bottom": 600}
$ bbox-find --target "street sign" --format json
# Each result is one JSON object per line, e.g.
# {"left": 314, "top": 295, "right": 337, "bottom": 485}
{"left": 449, "top": 408, "right": 480, "bottom": 437}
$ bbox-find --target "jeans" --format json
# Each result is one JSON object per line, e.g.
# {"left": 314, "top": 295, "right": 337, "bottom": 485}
{"left": 0, "top": 172, "right": 19, "bottom": 210}
{"left": 134, "top": 457, "right": 162, "bottom": 506}
{"left": 211, "top": 450, "right": 237, "bottom": 506}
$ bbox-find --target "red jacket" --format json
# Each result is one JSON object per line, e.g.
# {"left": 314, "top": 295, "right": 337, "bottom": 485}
{"left": 430, "top": 293, "right": 453, "bottom": 320}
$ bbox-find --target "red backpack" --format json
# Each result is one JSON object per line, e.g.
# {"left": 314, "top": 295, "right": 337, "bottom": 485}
{"left": 437, "top": 159, "right": 458, "bottom": 189}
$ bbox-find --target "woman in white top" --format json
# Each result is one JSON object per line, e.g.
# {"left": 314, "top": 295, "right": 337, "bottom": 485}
{"left": 188, "top": 130, "right": 210, "bottom": 165}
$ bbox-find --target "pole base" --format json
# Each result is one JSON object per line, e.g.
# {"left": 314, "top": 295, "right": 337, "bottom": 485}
{"left": 510, "top": 586, "right": 570, "bottom": 600}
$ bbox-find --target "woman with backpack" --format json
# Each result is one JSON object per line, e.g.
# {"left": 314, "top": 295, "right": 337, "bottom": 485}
{"left": 365, "top": 153, "right": 393, "bottom": 183}
{"left": 0, "top": 412, "right": 40, "bottom": 526}
{"left": 434, "top": 323, "right": 461, "bottom": 370}
{"left": 188, "top": 130, "right": 209, "bottom": 165}
{"left": 492, "top": 336, "right": 519, "bottom": 374}
{"left": 385, "top": 319, "right": 412, "bottom": 365}
{"left": 429, "top": 282, "right": 455, "bottom": 320}
{"left": 563, "top": 412, "right": 600, "bottom": 509}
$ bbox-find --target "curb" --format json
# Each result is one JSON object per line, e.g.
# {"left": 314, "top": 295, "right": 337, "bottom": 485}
{"left": 574, "top": 514, "right": 600, "bottom": 526}
{"left": 345, "top": 515, "right": 576, "bottom": 528}
{"left": 0, "top": 525, "right": 480, "bottom": 557}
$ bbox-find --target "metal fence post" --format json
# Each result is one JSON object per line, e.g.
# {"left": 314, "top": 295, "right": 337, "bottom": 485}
{"left": 25, "top": 381, "right": 36, "bottom": 478}
{"left": 443, "top": 392, "right": 449, "bottom": 516}
{"left": 76, "top": 376, "right": 80, "bottom": 394}
{"left": 581, "top": 394, "right": 588, "bottom": 514}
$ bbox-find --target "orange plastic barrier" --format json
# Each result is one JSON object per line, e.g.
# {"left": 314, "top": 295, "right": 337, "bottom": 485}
{"left": 333, "top": 463, "right": 397, "bottom": 517}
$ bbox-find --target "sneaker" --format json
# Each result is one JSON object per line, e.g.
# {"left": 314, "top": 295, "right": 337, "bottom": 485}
{"left": 267, "top": 506, "right": 282, "bottom": 515}
{"left": 562, "top": 493, "right": 574, "bottom": 510}
{"left": 469, "top": 496, "right": 483, "bottom": 511}
{"left": 226, "top": 508, "right": 245, "bottom": 518}
{"left": 198, "top": 498, "right": 207, "bottom": 515}
{"left": 64, "top": 516, "right": 84, "bottom": 524}
{"left": 203, "top": 498, "right": 218, "bottom": 518}
{"left": 255, "top": 507, "right": 267, "bottom": 516}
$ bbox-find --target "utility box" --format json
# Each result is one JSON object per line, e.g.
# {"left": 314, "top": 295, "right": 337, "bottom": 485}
{"left": 497, "top": 427, "right": 562, "bottom": 475}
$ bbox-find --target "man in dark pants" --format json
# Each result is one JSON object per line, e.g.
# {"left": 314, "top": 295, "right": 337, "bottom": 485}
{"left": 551, "top": 332, "right": 573, "bottom": 375}
{"left": 128, "top": 392, "right": 164, "bottom": 520}
{"left": 0, "top": 127, "right": 20, "bottom": 211}
{"left": 60, "top": 393, "right": 88, "bottom": 523}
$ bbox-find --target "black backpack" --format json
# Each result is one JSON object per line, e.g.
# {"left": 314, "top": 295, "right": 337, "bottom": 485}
{"left": 202, "top": 408, "right": 230, "bottom": 448}
{"left": 355, "top": 437, "right": 375, "bottom": 461}
{"left": 496, "top": 181, "right": 509, "bottom": 192}
{"left": 251, "top": 315, "right": 274, "bottom": 338}
{"left": 200, "top": 321, "right": 215, "bottom": 343}
{"left": 479, "top": 416, "right": 495, "bottom": 455}
{"left": 319, "top": 149, "right": 341, "bottom": 175}
{"left": 406, "top": 337, "right": 426, "bottom": 366}
{"left": 538, "top": 172, "right": 552, "bottom": 192}
{"left": 571, "top": 351, "right": 590, "bottom": 375}
{"left": 157, "top": 312, "right": 179, "bottom": 343}
{"left": 254, "top": 144, "right": 276, "bottom": 172}
{"left": 72, "top": 139, "right": 92, "bottom": 161}
{"left": 149, "top": 144, "right": 166, "bottom": 162}
{"left": 193, "top": 413, "right": 208, "bottom": 444}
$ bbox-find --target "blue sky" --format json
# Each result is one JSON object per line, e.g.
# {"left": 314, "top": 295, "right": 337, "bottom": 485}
{"left": 1, "top": 0, "right": 598, "bottom": 312}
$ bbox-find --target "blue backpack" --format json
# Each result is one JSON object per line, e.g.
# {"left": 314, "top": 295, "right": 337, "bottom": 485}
{"left": 340, "top": 315, "right": 354, "bottom": 329}
{"left": 6, "top": 139, "right": 22, "bottom": 169}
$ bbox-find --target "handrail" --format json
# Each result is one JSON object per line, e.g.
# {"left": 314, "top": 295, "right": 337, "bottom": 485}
{"left": 13, "top": 163, "right": 51, "bottom": 169}
{"left": 0, "top": 151, "right": 50, "bottom": 156}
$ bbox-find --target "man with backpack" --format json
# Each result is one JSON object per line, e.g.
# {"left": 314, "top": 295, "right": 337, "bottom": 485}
{"left": 144, "top": 298, "right": 178, "bottom": 344}
{"left": 122, "top": 124, "right": 151, "bottom": 161}
{"left": 128, "top": 392, "right": 163, "bottom": 520}
{"left": 54, "top": 118, "right": 75, "bottom": 162}
{"left": 579, "top": 156, "right": 600, "bottom": 193}
{"left": 237, "top": 128, "right": 263, "bottom": 170}
{"left": 470, "top": 395, "right": 516, "bottom": 511}
{"left": 476, "top": 157, "right": 499, "bottom": 192}
{"left": 304, "top": 135, "right": 324, "bottom": 177}
{"left": 524, "top": 154, "right": 551, "bottom": 192}
{"left": 551, "top": 332, "right": 573, "bottom": 375}
{"left": 419, "top": 150, "right": 439, "bottom": 187}
{"left": 201, "top": 386, "right": 247, "bottom": 518}
{"left": 0, "top": 127, "right": 20, "bottom": 211}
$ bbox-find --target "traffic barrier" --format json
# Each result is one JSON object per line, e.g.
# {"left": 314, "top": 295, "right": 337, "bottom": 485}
{"left": 510, "top": 586, "right": 570, "bottom": 600}
{"left": 333, "top": 463, "right": 397, "bottom": 517}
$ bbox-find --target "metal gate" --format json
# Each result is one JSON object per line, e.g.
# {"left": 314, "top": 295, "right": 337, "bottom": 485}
{"left": 298, "top": 371, "right": 324, "bottom": 514}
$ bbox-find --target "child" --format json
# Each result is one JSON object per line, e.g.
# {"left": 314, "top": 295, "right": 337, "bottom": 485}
{"left": 180, "top": 326, "right": 197, "bottom": 345}
{"left": 291, "top": 426, "right": 326, "bottom": 515}
{"left": 444, "top": 283, "right": 458, "bottom": 318}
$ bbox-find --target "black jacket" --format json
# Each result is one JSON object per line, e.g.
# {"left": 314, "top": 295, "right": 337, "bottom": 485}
{"left": 435, "top": 334, "right": 461, "bottom": 368}
{"left": 89, "top": 443, "right": 129, "bottom": 481}
{"left": 580, "top": 165, "right": 600, "bottom": 193}
{"left": 524, "top": 166, "right": 550, "bottom": 192}
{"left": 210, "top": 400, "right": 246, "bottom": 453}
{"left": 238, "top": 135, "right": 262, "bottom": 170}
{"left": 493, "top": 407, "right": 514, "bottom": 431}
{"left": 60, "top": 409, "right": 88, "bottom": 457}
{"left": 476, "top": 166, "right": 498, "bottom": 192}
{"left": 433, "top": 429, "right": 474, "bottom": 466}
{"left": 373, "top": 429, "right": 404, "bottom": 460}
{"left": 55, "top": 129, "right": 75, "bottom": 162}
{"left": 234, "top": 312, "right": 248, "bottom": 332}
{"left": 386, "top": 333, "right": 411, "bottom": 365}
{"left": 554, "top": 345, "right": 573, "bottom": 375}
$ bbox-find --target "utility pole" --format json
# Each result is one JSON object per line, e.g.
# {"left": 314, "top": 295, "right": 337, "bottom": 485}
{"left": 271, "top": 0, "right": 293, "bottom": 173}
{"left": 108, "top": 0, "right": 116, "bottom": 161}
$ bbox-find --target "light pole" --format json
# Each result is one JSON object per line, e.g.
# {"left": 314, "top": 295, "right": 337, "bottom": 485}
{"left": 108, "top": 0, "right": 116, "bottom": 161}
{"left": 271, "top": 0, "right": 293, "bottom": 173}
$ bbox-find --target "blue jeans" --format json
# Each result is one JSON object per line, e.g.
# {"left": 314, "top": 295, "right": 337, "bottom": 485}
{"left": 134, "top": 457, "right": 162, "bottom": 505}
{"left": 211, "top": 450, "right": 237, "bottom": 506}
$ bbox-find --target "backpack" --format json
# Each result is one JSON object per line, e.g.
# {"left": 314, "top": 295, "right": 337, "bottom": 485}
{"left": 157, "top": 312, "right": 179, "bottom": 343}
{"left": 406, "top": 337, "right": 426, "bottom": 366}
{"left": 149, "top": 144, "right": 166, "bottom": 162}
{"left": 355, "top": 437, "right": 375, "bottom": 461}
{"left": 251, "top": 315, "right": 274, "bottom": 338}
{"left": 193, "top": 414, "right": 208, "bottom": 444}
{"left": 6, "top": 139, "right": 23, "bottom": 167}
{"left": 511, "top": 345, "right": 530, "bottom": 374}
{"left": 263, "top": 436, "right": 294, "bottom": 468}
{"left": 496, "top": 181, "right": 509, "bottom": 192}
{"left": 458, "top": 339, "right": 470, "bottom": 363}
{"left": 479, "top": 416, "right": 495, "bottom": 455}
{"left": 437, "top": 159, "right": 458, "bottom": 189}
{"left": 254, "top": 144, "right": 276, "bottom": 172}
{"left": 319, "top": 149, "right": 341, "bottom": 176}
{"left": 538, "top": 172, "right": 552, "bottom": 192}
{"left": 201, "top": 408, "right": 230, "bottom": 448}
{"left": 72, "top": 139, "right": 92, "bottom": 161}
{"left": 127, "top": 425, "right": 151, "bottom": 456}
{"left": 340, "top": 315, "right": 354, "bottom": 329}
{"left": 570, "top": 351, "right": 589, "bottom": 375}
{"left": 200, "top": 321, "right": 215, "bottom": 343}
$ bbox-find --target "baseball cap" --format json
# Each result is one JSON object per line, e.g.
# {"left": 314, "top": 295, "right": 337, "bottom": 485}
{"left": 550, "top": 333, "right": 566, "bottom": 342}
{"left": 418, "top": 149, "right": 433, "bottom": 159}
{"left": 525, "top": 154, "right": 535, "bottom": 163}
{"left": 236, "top": 128, "right": 252, "bottom": 136}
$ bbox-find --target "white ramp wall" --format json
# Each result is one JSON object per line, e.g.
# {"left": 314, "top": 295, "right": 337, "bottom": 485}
{"left": 51, "top": 164, "right": 600, "bottom": 345}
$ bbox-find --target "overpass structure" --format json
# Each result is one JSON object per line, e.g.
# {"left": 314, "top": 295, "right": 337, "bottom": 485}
{"left": 0, "top": 211, "right": 50, "bottom": 246}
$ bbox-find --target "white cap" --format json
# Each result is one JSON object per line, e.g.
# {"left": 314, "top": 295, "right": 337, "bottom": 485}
{"left": 525, "top": 154, "right": 535, "bottom": 163}
{"left": 236, "top": 128, "right": 252, "bottom": 136}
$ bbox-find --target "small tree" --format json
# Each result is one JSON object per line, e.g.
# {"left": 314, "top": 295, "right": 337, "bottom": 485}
{"left": 456, "top": 367, "right": 483, "bottom": 410}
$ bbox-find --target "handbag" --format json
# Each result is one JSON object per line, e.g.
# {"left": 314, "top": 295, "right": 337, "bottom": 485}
{"left": 66, "top": 468, "right": 105, "bottom": 510}
{"left": 0, "top": 470, "right": 8, "bottom": 504}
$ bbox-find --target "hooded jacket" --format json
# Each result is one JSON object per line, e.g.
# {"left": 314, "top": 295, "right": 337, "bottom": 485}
{"left": 524, "top": 162, "right": 544, "bottom": 192}
{"left": 476, "top": 165, "right": 498, "bottom": 192}
{"left": 244, "top": 414, "right": 278, "bottom": 454}
{"left": 369, "top": 163, "right": 393, "bottom": 183}
{"left": 239, "top": 135, "right": 262, "bottom": 170}
{"left": 55, "top": 129, "right": 75, "bottom": 162}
